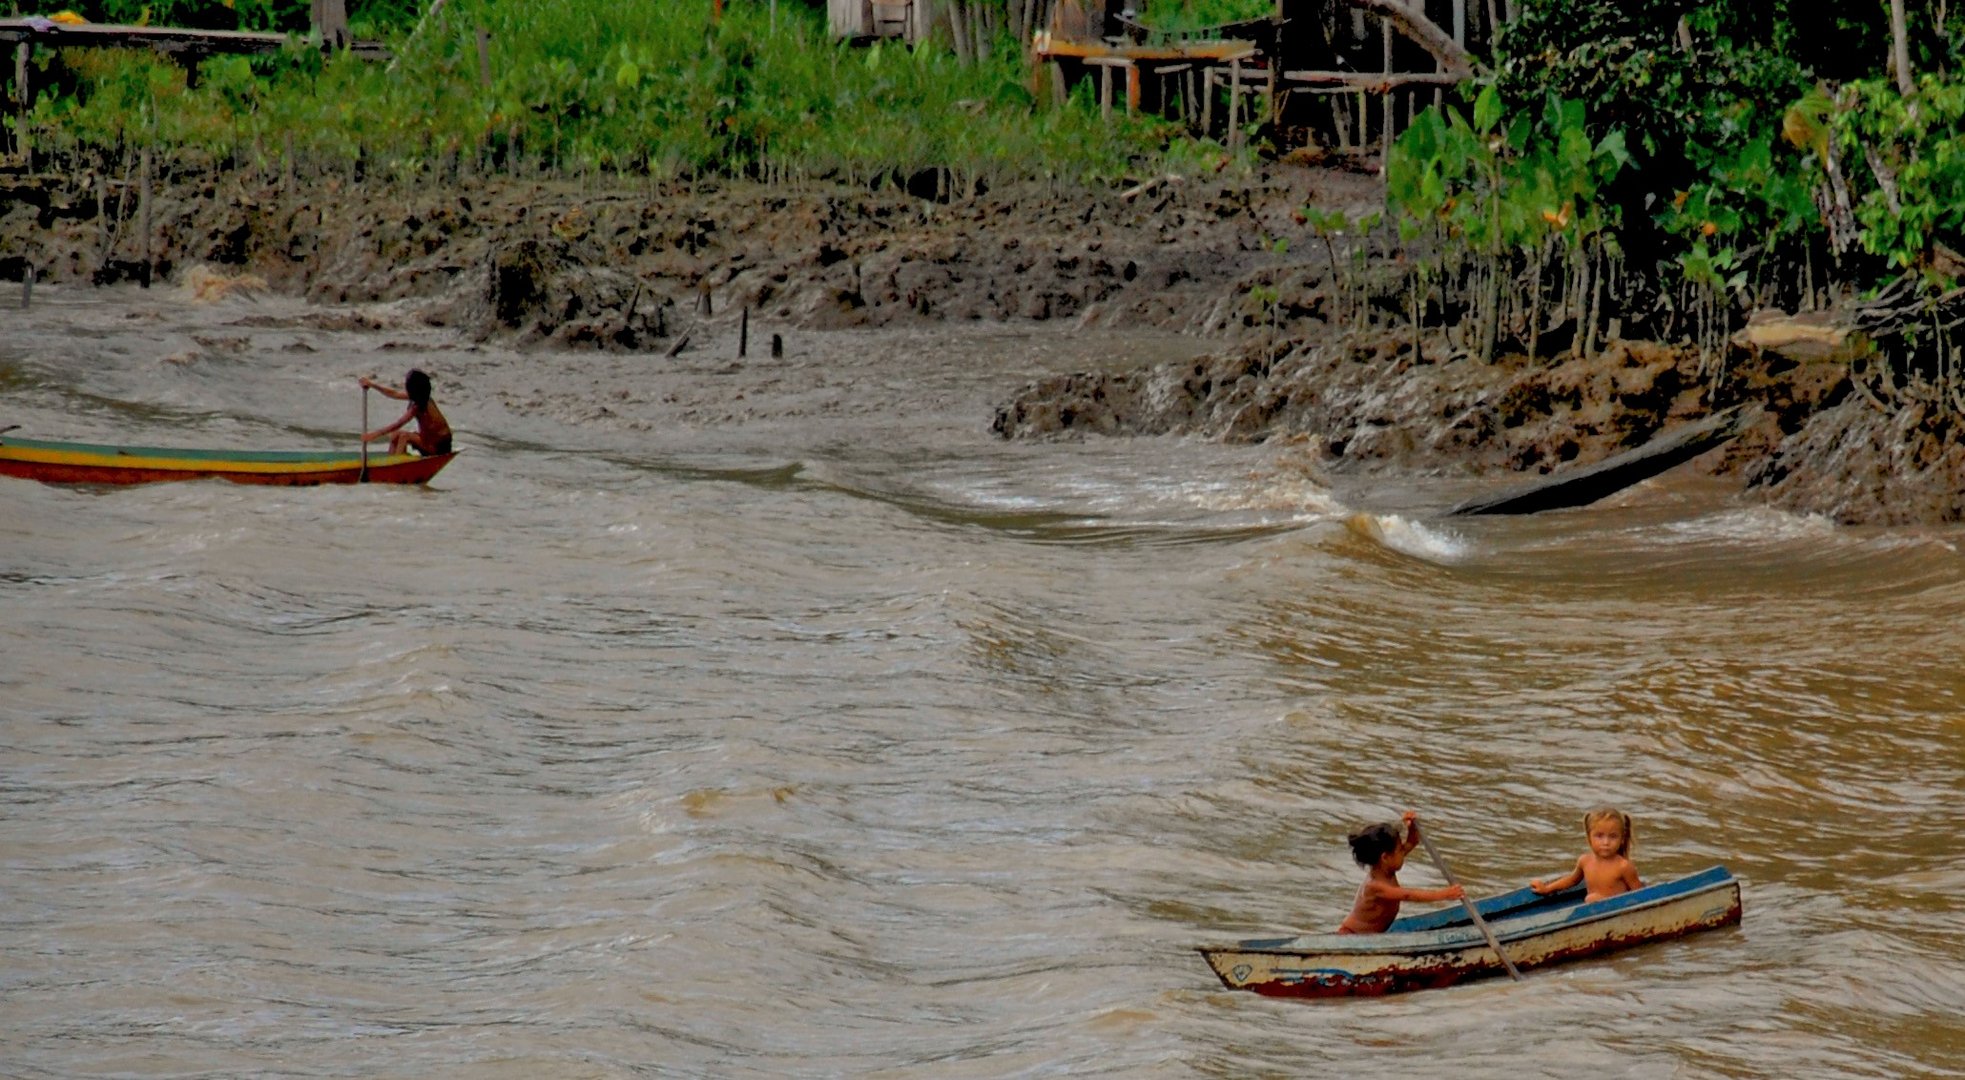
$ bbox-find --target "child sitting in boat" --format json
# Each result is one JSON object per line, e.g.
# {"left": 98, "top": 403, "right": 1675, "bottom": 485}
{"left": 1337, "top": 810, "right": 1465, "bottom": 934}
{"left": 1530, "top": 805, "right": 1643, "bottom": 903}
{"left": 360, "top": 369, "right": 452, "bottom": 457}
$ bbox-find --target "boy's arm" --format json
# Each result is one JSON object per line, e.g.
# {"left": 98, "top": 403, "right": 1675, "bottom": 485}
{"left": 1388, "top": 883, "right": 1465, "bottom": 903}
{"left": 363, "top": 406, "right": 415, "bottom": 442}
{"left": 1397, "top": 810, "right": 1423, "bottom": 857}
{"left": 359, "top": 375, "right": 409, "bottom": 400}
{"left": 1363, "top": 878, "right": 1465, "bottom": 904}
{"left": 1531, "top": 857, "right": 1585, "bottom": 894}
{"left": 1620, "top": 861, "right": 1644, "bottom": 893}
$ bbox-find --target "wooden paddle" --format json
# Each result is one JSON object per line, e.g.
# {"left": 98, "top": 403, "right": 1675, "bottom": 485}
{"left": 1417, "top": 824, "right": 1523, "bottom": 982}
{"left": 359, "top": 383, "right": 370, "bottom": 483}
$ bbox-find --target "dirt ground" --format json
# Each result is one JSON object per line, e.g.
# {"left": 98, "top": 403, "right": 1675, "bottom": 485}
{"left": 3, "top": 161, "right": 1960, "bottom": 525}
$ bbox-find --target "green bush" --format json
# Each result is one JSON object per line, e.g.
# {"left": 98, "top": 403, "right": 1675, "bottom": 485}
{"left": 19, "top": 0, "right": 1180, "bottom": 186}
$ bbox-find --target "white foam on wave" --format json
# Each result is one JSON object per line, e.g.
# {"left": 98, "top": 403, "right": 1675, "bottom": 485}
{"left": 1186, "top": 472, "right": 1345, "bottom": 519}
{"left": 1653, "top": 506, "right": 1840, "bottom": 546}
{"left": 1347, "top": 512, "right": 1472, "bottom": 562}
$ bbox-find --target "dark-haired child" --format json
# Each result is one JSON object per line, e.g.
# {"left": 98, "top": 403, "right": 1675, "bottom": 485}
{"left": 1337, "top": 810, "right": 1465, "bottom": 934}
{"left": 360, "top": 369, "right": 452, "bottom": 457}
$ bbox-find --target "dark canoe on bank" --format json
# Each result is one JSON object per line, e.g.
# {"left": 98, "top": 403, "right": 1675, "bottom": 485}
{"left": 1449, "top": 405, "right": 1755, "bottom": 516}
{"left": 1196, "top": 865, "right": 1742, "bottom": 998}
{"left": 0, "top": 434, "right": 456, "bottom": 486}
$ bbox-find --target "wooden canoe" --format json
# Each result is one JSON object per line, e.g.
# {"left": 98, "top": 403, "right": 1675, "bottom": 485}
{"left": 1196, "top": 865, "right": 1741, "bottom": 998}
{"left": 0, "top": 434, "right": 456, "bottom": 486}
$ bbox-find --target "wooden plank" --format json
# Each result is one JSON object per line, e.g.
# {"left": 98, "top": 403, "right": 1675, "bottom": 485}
{"left": 1283, "top": 69, "right": 1463, "bottom": 88}
{"left": 1037, "top": 37, "right": 1256, "bottom": 63}
{"left": 0, "top": 18, "right": 388, "bottom": 61}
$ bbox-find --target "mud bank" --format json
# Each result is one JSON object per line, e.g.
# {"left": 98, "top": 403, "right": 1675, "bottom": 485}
{"left": 2, "top": 164, "right": 1959, "bottom": 524}
{"left": 989, "top": 289, "right": 1965, "bottom": 524}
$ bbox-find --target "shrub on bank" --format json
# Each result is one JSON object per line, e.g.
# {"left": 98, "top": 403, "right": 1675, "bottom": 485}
{"left": 10, "top": 0, "right": 1187, "bottom": 187}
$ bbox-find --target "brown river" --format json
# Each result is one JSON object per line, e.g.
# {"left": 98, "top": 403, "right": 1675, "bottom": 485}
{"left": 3, "top": 283, "right": 1963, "bottom": 1078}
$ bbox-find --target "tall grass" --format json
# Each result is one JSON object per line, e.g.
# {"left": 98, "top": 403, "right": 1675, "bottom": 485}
{"left": 19, "top": 0, "right": 1188, "bottom": 187}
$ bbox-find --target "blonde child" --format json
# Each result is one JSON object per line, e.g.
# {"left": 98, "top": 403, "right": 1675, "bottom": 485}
{"left": 1531, "top": 805, "right": 1643, "bottom": 902}
{"left": 1338, "top": 810, "right": 1465, "bottom": 934}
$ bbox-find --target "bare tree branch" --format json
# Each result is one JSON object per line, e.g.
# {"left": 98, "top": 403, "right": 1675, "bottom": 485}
{"left": 1340, "top": 0, "right": 1479, "bottom": 76}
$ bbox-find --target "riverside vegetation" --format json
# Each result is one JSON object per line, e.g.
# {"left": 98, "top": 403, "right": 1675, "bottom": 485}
{"left": 5, "top": 1, "right": 1965, "bottom": 522}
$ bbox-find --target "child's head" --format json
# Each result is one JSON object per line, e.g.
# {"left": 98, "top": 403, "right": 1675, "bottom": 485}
{"left": 1348, "top": 821, "right": 1405, "bottom": 869}
{"left": 1583, "top": 805, "right": 1633, "bottom": 858}
{"left": 405, "top": 368, "right": 432, "bottom": 406}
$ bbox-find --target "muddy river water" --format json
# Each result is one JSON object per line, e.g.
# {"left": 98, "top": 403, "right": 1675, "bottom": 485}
{"left": 3, "top": 284, "right": 1963, "bottom": 1077}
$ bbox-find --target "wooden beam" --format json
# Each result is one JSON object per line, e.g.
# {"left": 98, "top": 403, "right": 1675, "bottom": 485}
{"left": 1283, "top": 69, "right": 1463, "bottom": 89}
{"left": 0, "top": 18, "right": 388, "bottom": 61}
{"left": 1038, "top": 38, "right": 1256, "bottom": 62}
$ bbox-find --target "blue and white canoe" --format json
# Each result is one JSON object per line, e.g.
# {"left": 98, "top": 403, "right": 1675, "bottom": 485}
{"left": 1197, "top": 865, "right": 1742, "bottom": 998}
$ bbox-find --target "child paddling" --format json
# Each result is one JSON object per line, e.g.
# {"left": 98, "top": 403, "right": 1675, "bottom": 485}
{"left": 1338, "top": 810, "right": 1465, "bottom": 933}
{"left": 360, "top": 369, "right": 452, "bottom": 457}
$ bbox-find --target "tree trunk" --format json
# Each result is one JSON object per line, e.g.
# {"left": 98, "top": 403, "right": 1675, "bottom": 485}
{"left": 948, "top": 0, "right": 973, "bottom": 63}
{"left": 1890, "top": 0, "right": 1913, "bottom": 95}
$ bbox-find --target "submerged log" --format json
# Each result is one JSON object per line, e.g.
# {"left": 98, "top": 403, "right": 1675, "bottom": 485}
{"left": 1448, "top": 405, "right": 1756, "bottom": 516}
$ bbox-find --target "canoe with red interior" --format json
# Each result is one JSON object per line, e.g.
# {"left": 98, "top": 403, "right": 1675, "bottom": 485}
{"left": 0, "top": 433, "right": 456, "bottom": 486}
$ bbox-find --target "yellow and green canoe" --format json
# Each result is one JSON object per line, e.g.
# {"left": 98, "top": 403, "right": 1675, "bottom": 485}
{"left": 0, "top": 433, "right": 456, "bottom": 486}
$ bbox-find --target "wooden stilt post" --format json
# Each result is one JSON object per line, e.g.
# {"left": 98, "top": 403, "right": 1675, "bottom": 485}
{"left": 311, "top": 0, "right": 350, "bottom": 50}
{"left": 12, "top": 42, "right": 28, "bottom": 168}
{"left": 1380, "top": 18, "right": 1393, "bottom": 173}
{"left": 1229, "top": 60, "right": 1242, "bottom": 149}
{"left": 1100, "top": 64, "right": 1112, "bottom": 119}
{"left": 1125, "top": 62, "right": 1139, "bottom": 115}
{"left": 139, "top": 146, "right": 154, "bottom": 289}
{"left": 476, "top": 27, "right": 492, "bottom": 89}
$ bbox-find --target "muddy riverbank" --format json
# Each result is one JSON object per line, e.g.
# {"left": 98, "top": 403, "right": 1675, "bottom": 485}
{"left": 3, "top": 164, "right": 1959, "bottom": 524}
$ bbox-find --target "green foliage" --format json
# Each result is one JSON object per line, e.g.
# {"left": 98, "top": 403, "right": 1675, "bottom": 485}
{"left": 1488, "top": 1, "right": 1965, "bottom": 291}
{"left": 1829, "top": 76, "right": 1965, "bottom": 280}
{"left": 1134, "top": 0, "right": 1272, "bottom": 35}
{"left": 1387, "top": 85, "right": 1627, "bottom": 255}
{"left": 26, "top": 0, "right": 1168, "bottom": 186}
{"left": 1492, "top": 2, "right": 1823, "bottom": 273}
